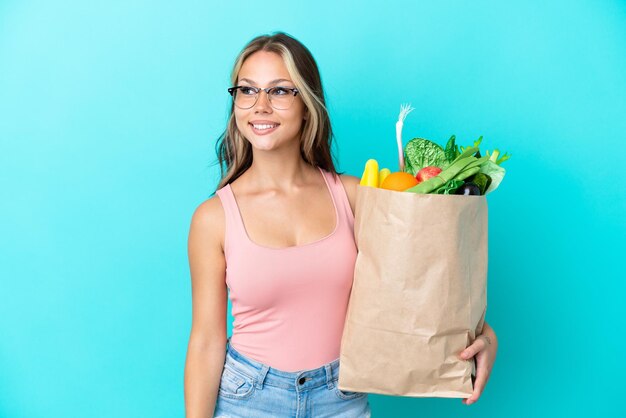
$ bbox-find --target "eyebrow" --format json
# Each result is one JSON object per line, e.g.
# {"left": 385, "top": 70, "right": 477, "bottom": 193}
{"left": 238, "top": 78, "right": 293, "bottom": 86}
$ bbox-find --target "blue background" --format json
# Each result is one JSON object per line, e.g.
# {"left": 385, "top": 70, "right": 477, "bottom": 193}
{"left": 1, "top": 1, "right": 624, "bottom": 417}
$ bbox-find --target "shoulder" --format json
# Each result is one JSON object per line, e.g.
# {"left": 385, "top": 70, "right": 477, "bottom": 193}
{"left": 189, "top": 194, "right": 226, "bottom": 252}
{"left": 191, "top": 194, "right": 225, "bottom": 229}
{"left": 338, "top": 174, "right": 360, "bottom": 215}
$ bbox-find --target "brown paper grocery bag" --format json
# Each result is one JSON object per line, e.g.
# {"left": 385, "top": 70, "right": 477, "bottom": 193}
{"left": 338, "top": 185, "right": 487, "bottom": 398}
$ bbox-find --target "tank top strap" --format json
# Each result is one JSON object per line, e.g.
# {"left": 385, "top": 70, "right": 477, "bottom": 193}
{"left": 215, "top": 184, "right": 247, "bottom": 257}
{"left": 318, "top": 167, "right": 355, "bottom": 229}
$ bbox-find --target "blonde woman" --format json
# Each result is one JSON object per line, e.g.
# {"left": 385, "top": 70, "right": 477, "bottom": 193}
{"left": 184, "top": 32, "right": 498, "bottom": 418}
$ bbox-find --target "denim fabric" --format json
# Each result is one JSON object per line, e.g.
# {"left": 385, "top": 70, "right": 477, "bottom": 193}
{"left": 214, "top": 344, "right": 371, "bottom": 418}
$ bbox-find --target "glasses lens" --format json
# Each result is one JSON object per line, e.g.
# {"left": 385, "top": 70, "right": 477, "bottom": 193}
{"left": 233, "top": 86, "right": 258, "bottom": 109}
{"left": 268, "top": 87, "right": 296, "bottom": 110}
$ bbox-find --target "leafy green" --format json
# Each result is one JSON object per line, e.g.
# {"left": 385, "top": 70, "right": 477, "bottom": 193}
{"left": 444, "top": 135, "right": 460, "bottom": 163}
{"left": 433, "top": 179, "right": 464, "bottom": 194}
{"left": 403, "top": 134, "right": 510, "bottom": 194}
{"left": 404, "top": 157, "right": 415, "bottom": 176}
{"left": 403, "top": 138, "right": 447, "bottom": 175}
{"left": 479, "top": 160, "right": 505, "bottom": 194}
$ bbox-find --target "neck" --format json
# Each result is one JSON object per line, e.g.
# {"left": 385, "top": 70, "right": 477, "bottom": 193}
{"left": 246, "top": 143, "right": 313, "bottom": 191}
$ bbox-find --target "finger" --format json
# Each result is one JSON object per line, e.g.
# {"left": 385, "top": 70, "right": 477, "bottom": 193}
{"left": 460, "top": 337, "right": 487, "bottom": 360}
{"left": 466, "top": 363, "right": 491, "bottom": 405}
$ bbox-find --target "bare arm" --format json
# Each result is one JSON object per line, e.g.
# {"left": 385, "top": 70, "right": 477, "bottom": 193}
{"left": 184, "top": 196, "right": 228, "bottom": 418}
{"left": 339, "top": 174, "right": 360, "bottom": 216}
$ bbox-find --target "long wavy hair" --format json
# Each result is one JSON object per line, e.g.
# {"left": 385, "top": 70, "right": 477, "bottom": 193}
{"left": 213, "top": 32, "right": 339, "bottom": 191}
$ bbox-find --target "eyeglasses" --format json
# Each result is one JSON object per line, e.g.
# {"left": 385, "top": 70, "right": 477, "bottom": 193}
{"left": 227, "top": 85, "right": 300, "bottom": 110}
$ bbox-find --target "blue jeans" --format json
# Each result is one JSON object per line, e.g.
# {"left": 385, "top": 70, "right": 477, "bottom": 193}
{"left": 214, "top": 343, "right": 371, "bottom": 418}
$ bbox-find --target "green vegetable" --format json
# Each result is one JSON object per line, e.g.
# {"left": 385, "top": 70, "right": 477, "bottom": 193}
{"left": 479, "top": 160, "right": 506, "bottom": 194}
{"left": 406, "top": 156, "right": 478, "bottom": 194}
{"left": 444, "top": 135, "right": 460, "bottom": 163}
{"left": 486, "top": 149, "right": 511, "bottom": 165}
{"left": 433, "top": 179, "right": 464, "bottom": 194}
{"left": 451, "top": 146, "right": 480, "bottom": 164}
{"left": 468, "top": 173, "right": 492, "bottom": 195}
{"left": 401, "top": 132, "right": 509, "bottom": 195}
{"left": 460, "top": 136, "right": 483, "bottom": 153}
{"left": 403, "top": 138, "right": 447, "bottom": 175}
{"left": 404, "top": 157, "right": 415, "bottom": 176}
{"left": 430, "top": 156, "right": 488, "bottom": 194}
{"left": 455, "top": 166, "right": 480, "bottom": 182}
{"left": 458, "top": 155, "right": 490, "bottom": 172}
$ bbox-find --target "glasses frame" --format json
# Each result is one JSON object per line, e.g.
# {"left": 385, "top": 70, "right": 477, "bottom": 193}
{"left": 227, "top": 85, "right": 300, "bottom": 110}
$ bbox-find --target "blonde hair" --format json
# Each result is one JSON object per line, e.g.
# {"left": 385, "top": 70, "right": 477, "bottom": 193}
{"left": 213, "top": 32, "right": 339, "bottom": 191}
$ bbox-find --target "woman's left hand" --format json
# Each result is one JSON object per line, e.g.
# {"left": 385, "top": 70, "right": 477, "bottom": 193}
{"left": 458, "top": 321, "right": 498, "bottom": 406}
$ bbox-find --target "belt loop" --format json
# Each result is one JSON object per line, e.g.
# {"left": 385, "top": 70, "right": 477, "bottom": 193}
{"left": 255, "top": 364, "right": 270, "bottom": 389}
{"left": 324, "top": 364, "right": 334, "bottom": 389}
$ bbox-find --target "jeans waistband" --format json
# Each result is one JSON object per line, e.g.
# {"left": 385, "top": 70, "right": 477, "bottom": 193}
{"left": 225, "top": 342, "right": 341, "bottom": 391}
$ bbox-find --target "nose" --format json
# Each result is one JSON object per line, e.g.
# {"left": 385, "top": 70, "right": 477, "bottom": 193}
{"left": 254, "top": 90, "right": 272, "bottom": 113}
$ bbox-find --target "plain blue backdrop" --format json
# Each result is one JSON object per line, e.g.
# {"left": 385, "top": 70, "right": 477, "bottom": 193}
{"left": 1, "top": 1, "right": 624, "bottom": 417}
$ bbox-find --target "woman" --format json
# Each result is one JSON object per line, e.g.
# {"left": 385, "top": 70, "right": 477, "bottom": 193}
{"left": 184, "top": 32, "right": 498, "bottom": 418}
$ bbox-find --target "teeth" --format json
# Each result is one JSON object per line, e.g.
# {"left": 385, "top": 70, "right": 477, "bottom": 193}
{"left": 252, "top": 124, "right": 277, "bottom": 130}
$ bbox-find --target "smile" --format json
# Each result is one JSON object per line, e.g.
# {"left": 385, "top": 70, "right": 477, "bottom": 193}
{"left": 250, "top": 122, "right": 279, "bottom": 135}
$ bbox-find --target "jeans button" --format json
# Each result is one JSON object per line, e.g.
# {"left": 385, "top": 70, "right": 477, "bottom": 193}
{"left": 298, "top": 377, "right": 306, "bottom": 385}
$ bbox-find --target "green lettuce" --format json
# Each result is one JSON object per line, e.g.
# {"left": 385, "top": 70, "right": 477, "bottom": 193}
{"left": 403, "top": 138, "right": 447, "bottom": 175}
{"left": 479, "top": 160, "right": 506, "bottom": 194}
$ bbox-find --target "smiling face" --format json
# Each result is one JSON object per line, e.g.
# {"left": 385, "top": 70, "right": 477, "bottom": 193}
{"left": 234, "top": 51, "right": 306, "bottom": 152}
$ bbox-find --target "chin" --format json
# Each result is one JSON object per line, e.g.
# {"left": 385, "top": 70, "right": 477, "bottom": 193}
{"left": 248, "top": 137, "right": 280, "bottom": 151}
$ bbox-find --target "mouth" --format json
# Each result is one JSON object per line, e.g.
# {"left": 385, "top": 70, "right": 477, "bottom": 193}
{"left": 249, "top": 122, "right": 280, "bottom": 135}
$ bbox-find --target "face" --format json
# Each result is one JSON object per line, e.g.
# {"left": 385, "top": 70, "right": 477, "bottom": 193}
{"left": 234, "top": 51, "right": 306, "bottom": 152}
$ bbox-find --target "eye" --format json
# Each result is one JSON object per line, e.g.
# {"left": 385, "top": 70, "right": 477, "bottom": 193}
{"left": 239, "top": 86, "right": 258, "bottom": 95}
{"left": 270, "top": 87, "right": 291, "bottom": 96}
